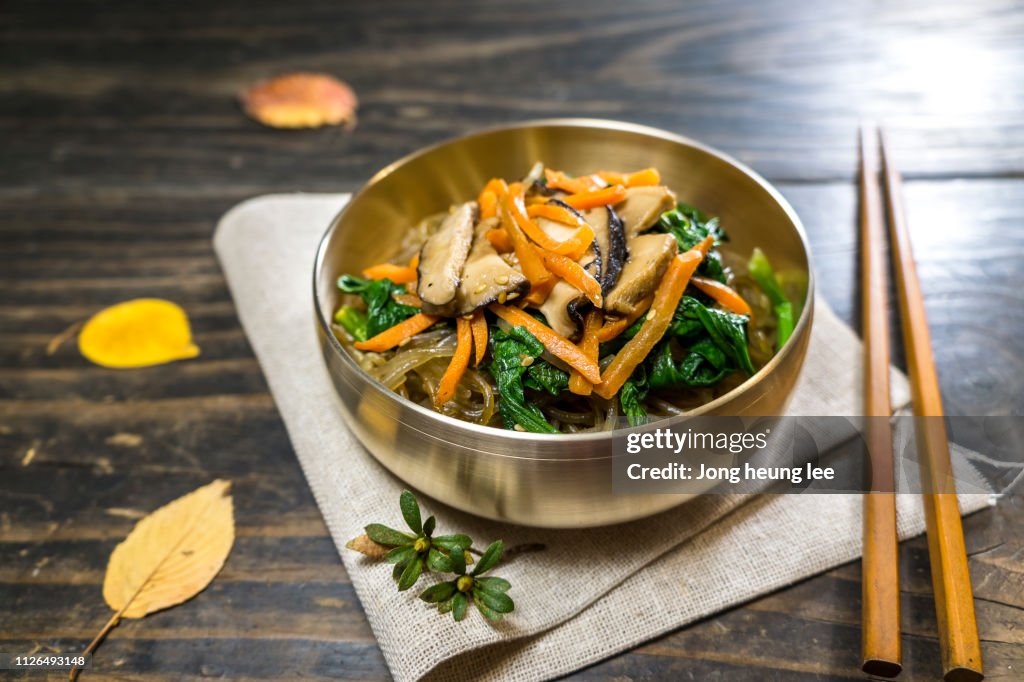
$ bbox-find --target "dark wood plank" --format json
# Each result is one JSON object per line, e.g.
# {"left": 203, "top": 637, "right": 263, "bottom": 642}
{"left": 1, "top": 0, "right": 1023, "bottom": 192}
{"left": 1, "top": 180, "right": 1021, "bottom": 680}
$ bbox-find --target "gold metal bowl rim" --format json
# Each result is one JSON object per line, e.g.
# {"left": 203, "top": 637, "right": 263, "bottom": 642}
{"left": 313, "top": 118, "right": 815, "bottom": 443}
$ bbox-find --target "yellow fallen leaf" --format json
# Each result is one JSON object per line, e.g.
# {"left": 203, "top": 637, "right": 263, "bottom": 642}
{"left": 103, "top": 479, "right": 234, "bottom": 616}
{"left": 71, "top": 480, "right": 234, "bottom": 680}
{"left": 78, "top": 298, "right": 200, "bottom": 368}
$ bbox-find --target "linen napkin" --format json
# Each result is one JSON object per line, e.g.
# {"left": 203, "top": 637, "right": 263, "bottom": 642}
{"left": 213, "top": 193, "right": 991, "bottom": 682}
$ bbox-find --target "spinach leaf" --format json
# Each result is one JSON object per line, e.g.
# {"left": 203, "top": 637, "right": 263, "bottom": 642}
{"left": 669, "top": 296, "right": 708, "bottom": 341}
{"left": 699, "top": 249, "right": 726, "bottom": 283}
{"left": 487, "top": 327, "right": 557, "bottom": 433}
{"left": 657, "top": 204, "right": 729, "bottom": 282}
{"left": 523, "top": 360, "right": 569, "bottom": 396}
{"left": 675, "top": 202, "right": 719, "bottom": 230}
{"left": 694, "top": 305, "right": 756, "bottom": 375}
{"left": 658, "top": 204, "right": 726, "bottom": 246}
{"left": 648, "top": 339, "right": 732, "bottom": 389}
{"left": 338, "top": 275, "right": 420, "bottom": 338}
{"left": 666, "top": 295, "right": 755, "bottom": 377}
{"left": 333, "top": 305, "right": 369, "bottom": 342}
{"left": 620, "top": 367, "right": 650, "bottom": 427}
{"left": 499, "top": 325, "right": 544, "bottom": 356}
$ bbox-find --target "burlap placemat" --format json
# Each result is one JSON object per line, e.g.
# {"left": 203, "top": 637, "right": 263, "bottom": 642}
{"left": 213, "top": 193, "right": 990, "bottom": 681}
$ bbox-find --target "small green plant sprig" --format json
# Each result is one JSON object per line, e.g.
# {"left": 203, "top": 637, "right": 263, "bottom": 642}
{"left": 419, "top": 539, "right": 513, "bottom": 621}
{"left": 362, "top": 490, "right": 473, "bottom": 590}
{"left": 347, "top": 490, "right": 515, "bottom": 622}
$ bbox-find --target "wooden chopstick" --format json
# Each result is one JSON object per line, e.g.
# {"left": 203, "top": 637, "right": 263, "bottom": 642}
{"left": 879, "top": 129, "right": 984, "bottom": 682}
{"left": 858, "top": 126, "right": 902, "bottom": 678}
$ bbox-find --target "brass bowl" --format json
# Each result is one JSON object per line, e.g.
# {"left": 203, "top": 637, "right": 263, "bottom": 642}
{"left": 314, "top": 119, "right": 814, "bottom": 528}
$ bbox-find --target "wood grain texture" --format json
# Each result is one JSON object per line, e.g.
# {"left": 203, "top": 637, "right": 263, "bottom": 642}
{"left": 1, "top": 0, "right": 1022, "bottom": 680}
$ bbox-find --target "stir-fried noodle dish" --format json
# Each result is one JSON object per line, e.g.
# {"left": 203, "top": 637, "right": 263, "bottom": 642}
{"left": 333, "top": 164, "right": 803, "bottom": 433}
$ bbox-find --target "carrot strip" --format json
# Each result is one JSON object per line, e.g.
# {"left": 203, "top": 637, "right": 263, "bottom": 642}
{"left": 627, "top": 168, "right": 661, "bottom": 187}
{"left": 434, "top": 317, "right": 473, "bottom": 407}
{"left": 523, "top": 286, "right": 553, "bottom": 306}
{"left": 526, "top": 203, "right": 588, "bottom": 227}
{"left": 569, "top": 309, "right": 603, "bottom": 395}
{"left": 361, "top": 262, "right": 417, "bottom": 284}
{"left": 544, "top": 168, "right": 606, "bottom": 194}
{"left": 470, "top": 310, "right": 488, "bottom": 366}
{"left": 534, "top": 246, "right": 603, "bottom": 307}
{"left": 595, "top": 294, "right": 655, "bottom": 342}
{"left": 498, "top": 189, "right": 554, "bottom": 303}
{"left": 594, "top": 250, "right": 703, "bottom": 399}
{"left": 480, "top": 178, "right": 508, "bottom": 199}
{"left": 353, "top": 313, "right": 440, "bottom": 352}
{"left": 597, "top": 168, "right": 661, "bottom": 187}
{"left": 478, "top": 179, "right": 508, "bottom": 220}
{"left": 561, "top": 185, "right": 627, "bottom": 210}
{"left": 479, "top": 190, "right": 498, "bottom": 220}
{"left": 489, "top": 304, "right": 601, "bottom": 383}
{"left": 691, "top": 276, "right": 752, "bottom": 316}
{"left": 485, "top": 228, "right": 514, "bottom": 253}
{"left": 507, "top": 183, "right": 594, "bottom": 260}
{"left": 594, "top": 170, "right": 624, "bottom": 186}
{"left": 695, "top": 234, "right": 715, "bottom": 257}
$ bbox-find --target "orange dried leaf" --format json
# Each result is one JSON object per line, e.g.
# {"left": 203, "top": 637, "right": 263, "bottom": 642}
{"left": 345, "top": 534, "right": 390, "bottom": 559}
{"left": 241, "top": 73, "right": 358, "bottom": 129}
{"left": 78, "top": 299, "right": 200, "bottom": 369}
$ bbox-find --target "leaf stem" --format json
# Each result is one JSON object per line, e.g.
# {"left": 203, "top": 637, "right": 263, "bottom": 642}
{"left": 502, "top": 542, "right": 546, "bottom": 562}
{"left": 69, "top": 609, "right": 123, "bottom": 681}
{"left": 464, "top": 542, "right": 546, "bottom": 560}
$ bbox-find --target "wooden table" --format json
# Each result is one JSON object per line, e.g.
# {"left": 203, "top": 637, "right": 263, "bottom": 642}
{"left": 2, "top": 0, "right": 1022, "bottom": 679}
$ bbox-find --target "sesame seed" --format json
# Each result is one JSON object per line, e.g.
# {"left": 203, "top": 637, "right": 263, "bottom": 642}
{"left": 474, "top": 283, "right": 487, "bottom": 294}
{"left": 496, "top": 275, "right": 509, "bottom": 285}
{"left": 506, "top": 292, "right": 519, "bottom": 300}
{"left": 513, "top": 424, "right": 526, "bottom": 432}
{"left": 519, "top": 354, "right": 534, "bottom": 367}
{"left": 646, "top": 308, "right": 656, "bottom": 320}
{"left": 498, "top": 291, "right": 507, "bottom": 304}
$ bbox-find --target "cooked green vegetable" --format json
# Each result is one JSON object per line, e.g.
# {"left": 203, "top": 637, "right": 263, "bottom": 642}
{"left": 334, "top": 305, "right": 369, "bottom": 342}
{"left": 334, "top": 168, "right": 793, "bottom": 433}
{"left": 523, "top": 360, "right": 570, "bottom": 396}
{"left": 657, "top": 203, "right": 728, "bottom": 283}
{"left": 620, "top": 369, "right": 649, "bottom": 427}
{"left": 647, "top": 295, "right": 754, "bottom": 388}
{"left": 747, "top": 248, "right": 794, "bottom": 350}
{"left": 486, "top": 327, "right": 557, "bottom": 433}
{"left": 668, "top": 296, "right": 707, "bottom": 341}
{"left": 694, "top": 304, "right": 755, "bottom": 375}
{"left": 338, "top": 275, "right": 419, "bottom": 338}
{"left": 649, "top": 339, "right": 731, "bottom": 389}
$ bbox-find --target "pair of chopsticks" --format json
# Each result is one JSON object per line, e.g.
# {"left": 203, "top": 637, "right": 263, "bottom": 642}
{"left": 858, "top": 128, "right": 983, "bottom": 681}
